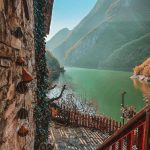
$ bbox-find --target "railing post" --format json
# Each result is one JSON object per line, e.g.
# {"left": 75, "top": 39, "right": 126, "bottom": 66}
{"left": 68, "top": 109, "right": 70, "bottom": 124}
{"left": 98, "top": 117, "right": 100, "bottom": 130}
{"left": 105, "top": 119, "right": 108, "bottom": 133}
{"left": 95, "top": 116, "right": 97, "bottom": 129}
{"left": 138, "top": 124, "right": 145, "bottom": 150}
{"left": 109, "top": 119, "right": 112, "bottom": 134}
{"left": 119, "top": 122, "right": 122, "bottom": 128}
{"left": 74, "top": 110, "right": 76, "bottom": 124}
{"left": 90, "top": 115, "right": 92, "bottom": 128}
{"left": 100, "top": 117, "right": 103, "bottom": 132}
{"left": 85, "top": 114, "right": 87, "bottom": 127}
{"left": 112, "top": 120, "right": 115, "bottom": 133}
{"left": 127, "top": 131, "right": 134, "bottom": 150}
{"left": 115, "top": 121, "right": 118, "bottom": 131}
{"left": 91, "top": 116, "right": 93, "bottom": 128}
{"left": 104, "top": 117, "right": 106, "bottom": 132}
{"left": 71, "top": 111, "right": 73, "bottom": 124}
{"left": 145, "top": 110, "right": 150, "bottom": 150}
{"left": 81, "top": 114, "right": 83, "bottom": 126}
{"left": 78, "top": 113, "right": 81, "bottom": 126}
{"left": 83, "top": 114, "right": 85, "bottom": 127}
{"left": 112, "top": 143, "right": 116, "bottom": 150}
{"left": 63, "top": 105, "right": 66, "bottom": 120}
{"left": 76, "top": 111, "right": 78, "bottom": 124}
{"left": 76, "top": 112, "right": 78, "bottom": 125}
{"left": 96, "top": 116, "right": 98, "bottom": 129}
{"left": 73, "top": 111, "right": 75, "bottom": 124}
{"left": 89, "top": 114, "right": 90, "bottom": 127}
{"left": 118, "top": 138, "right": 123, "bottom": 150}
{"left": 80, "top": 113, "right": 82, "bottom": 126}
{"left": 101, "top": 117, "right": 103, "bottom": 132}
{"left": 94, "top": 116, "right": 96, "bottom": 129}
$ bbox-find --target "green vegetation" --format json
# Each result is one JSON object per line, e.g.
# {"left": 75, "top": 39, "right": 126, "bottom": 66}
{"left": 103, "top": 33, "right": 150, "bottom": 70}
{"left": 46, "top": 50, "right": 62, "bottom": 82}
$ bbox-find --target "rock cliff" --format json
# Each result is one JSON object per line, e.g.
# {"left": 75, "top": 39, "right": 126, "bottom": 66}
{"left": 0, "top": 0, "right": 35, "bottom": 149}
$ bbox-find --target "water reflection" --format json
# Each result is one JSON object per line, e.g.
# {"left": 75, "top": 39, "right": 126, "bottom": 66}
{"left": 132, "top": 79, "right": 150, "bottom": 105}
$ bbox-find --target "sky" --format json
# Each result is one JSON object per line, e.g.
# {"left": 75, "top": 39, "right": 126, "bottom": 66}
{"left": 46, "top": 0, "right": 97, "bottom": 41}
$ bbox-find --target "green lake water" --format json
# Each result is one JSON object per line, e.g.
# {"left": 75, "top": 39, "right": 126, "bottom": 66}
{"left": 59, "top": 67, "right": 150, "bottom": 121}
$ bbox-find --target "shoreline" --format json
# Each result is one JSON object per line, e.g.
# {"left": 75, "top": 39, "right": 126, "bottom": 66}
{"left": 130, "top": 74, "right": 150, "bottom": 83}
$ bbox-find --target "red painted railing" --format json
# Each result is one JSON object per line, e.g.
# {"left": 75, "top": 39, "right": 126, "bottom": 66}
{"left": 50, "top": 105, "right": 121, "bottom": 135}
{"left": 97, "top": 105, "right": 150, "bottom": 150}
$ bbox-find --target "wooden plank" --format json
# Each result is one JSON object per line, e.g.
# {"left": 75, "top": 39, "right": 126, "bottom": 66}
{"left": 94, "top": 132, "right": 106, "bottom": 144}
{"left": 50, "top": 129, "right": 55, "bottom": 141}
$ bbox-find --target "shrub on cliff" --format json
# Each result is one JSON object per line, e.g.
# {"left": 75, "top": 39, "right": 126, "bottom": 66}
{"left": 46, "top": 50, "right": 61, "bottom": 81}
{"left": 133, "top": 58, "right": 150, "bottom": 77}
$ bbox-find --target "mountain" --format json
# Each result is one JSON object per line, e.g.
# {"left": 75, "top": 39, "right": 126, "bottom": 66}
{"left": 47, "top": 0, "right": 150, "bottom": 70}
{"left": 46, "top": 28, "right": 71, "bottom": 51}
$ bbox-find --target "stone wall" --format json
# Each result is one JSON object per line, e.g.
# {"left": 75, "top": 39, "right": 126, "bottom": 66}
{"left": 0, "top": 0, "right": 36, "bottom": 149}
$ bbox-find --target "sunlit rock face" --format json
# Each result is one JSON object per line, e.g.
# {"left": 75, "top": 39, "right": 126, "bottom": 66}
{"left": 0, "top": 0, "right": 36, "bottom": 149}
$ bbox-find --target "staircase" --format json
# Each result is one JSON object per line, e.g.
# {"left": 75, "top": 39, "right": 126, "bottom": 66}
{"left": 97, "top": 105, "right": 150, "bottom": 150}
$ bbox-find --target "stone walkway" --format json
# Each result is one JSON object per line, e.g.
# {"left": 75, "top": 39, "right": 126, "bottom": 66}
{"left": 48, "top": 122, "right": 109, "bottom": 150}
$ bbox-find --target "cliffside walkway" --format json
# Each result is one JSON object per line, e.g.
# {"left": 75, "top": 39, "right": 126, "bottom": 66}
{"left": 49, "top": 122, "right": 109, "bottom": 150}
{"left": 49, "top": 105, "right": 150, "bottom": 150}
{"left": 48, "top": 105, "right": 118, "bottom": 149}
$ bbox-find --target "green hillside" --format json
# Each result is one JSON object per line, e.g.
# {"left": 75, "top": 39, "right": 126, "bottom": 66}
{"left": 46, "top": 50, "right": 61, "bottom": 82}
{"left": 103, "top": 33, "right": 150, "bottom": 70}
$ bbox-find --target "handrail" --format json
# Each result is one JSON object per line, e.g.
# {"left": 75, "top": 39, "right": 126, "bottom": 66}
{"left": 50, "top": 105, "right": 121, "bottom": 135}
{"left": 97, "top": 105, "right": 150, "bottom": 150}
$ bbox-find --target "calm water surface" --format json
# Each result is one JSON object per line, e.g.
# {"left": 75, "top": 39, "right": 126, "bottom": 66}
{"left": 59, "top": 67, "right": 150, "bottom": 121}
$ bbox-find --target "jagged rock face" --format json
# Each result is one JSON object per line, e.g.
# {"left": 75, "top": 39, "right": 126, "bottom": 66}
{"left": 0, "top": 0, "right": 36, "bottom": 149}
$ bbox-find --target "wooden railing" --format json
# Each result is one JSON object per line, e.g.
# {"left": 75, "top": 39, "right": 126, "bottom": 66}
{"left": 50, "top": 105, "right": 121, "bottom": 135}
{"left": 97, "top": 105, "right": 150, "bottom": 150}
